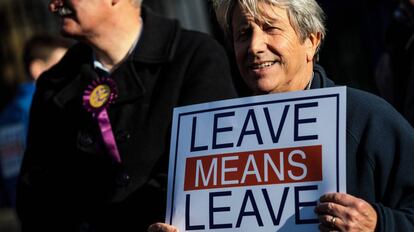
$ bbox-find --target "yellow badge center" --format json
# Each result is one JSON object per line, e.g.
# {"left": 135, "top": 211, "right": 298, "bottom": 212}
{"left": 90, "top": 84, "right": 111, "bottom": 108}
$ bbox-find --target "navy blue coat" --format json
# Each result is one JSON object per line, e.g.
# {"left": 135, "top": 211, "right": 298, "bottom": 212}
{"left": 312, "top": 64, "right": 414, "bottom": 231}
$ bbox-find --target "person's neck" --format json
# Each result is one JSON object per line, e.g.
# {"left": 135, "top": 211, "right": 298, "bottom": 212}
{"left": 89, "top": 12, "right": 142, "bottom": 72}
{"left": 295, "top": 64, "right": 314, "bottom": 91}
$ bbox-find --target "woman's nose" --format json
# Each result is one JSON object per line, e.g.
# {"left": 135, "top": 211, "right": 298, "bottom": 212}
{"left": 248, "top": 28, "right": 267, "bottom": 55}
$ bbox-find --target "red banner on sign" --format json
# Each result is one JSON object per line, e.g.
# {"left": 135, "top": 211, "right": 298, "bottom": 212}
{"left": 184, "top": 145, "right": 322, "bottom": 191}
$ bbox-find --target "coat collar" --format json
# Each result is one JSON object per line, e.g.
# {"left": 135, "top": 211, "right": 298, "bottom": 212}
{"left": 52, "top": 45, "right": 94, "bottom": 108}
{"left": 130, "top": 6, "right": 181, "bottom": 63}
{"left": 310, "top": 64, "right": 336, "bottom": 89}
{"left": 53, "top": 6, "right": 181, "bottom": 108}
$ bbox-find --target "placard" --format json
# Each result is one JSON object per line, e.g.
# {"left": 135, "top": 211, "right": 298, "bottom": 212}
{"left": 166, "top": 87, "right": 346, "bottom": 231}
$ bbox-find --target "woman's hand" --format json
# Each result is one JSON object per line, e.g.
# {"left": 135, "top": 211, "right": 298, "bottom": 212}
{"left": 315, "top": 192, "right": 377, "bottom": 232}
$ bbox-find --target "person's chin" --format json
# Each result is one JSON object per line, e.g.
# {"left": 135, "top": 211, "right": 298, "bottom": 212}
{"left": 252, "top": 83, "right": 277, "bottom": 95}
{"left": 59, "top": 21, "right": 80, "bottom": 37}
{"left": 60, "top": 28, "right": 81, "bottom": 40}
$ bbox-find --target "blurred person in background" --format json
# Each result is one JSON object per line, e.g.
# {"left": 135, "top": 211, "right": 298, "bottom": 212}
{"left": 0, "top": 34, "right": 71, "bottom": 208}
{"left": 0, "top": 33, "right": 70, "bottom": 232}
{"left": 376, "top": 0, "right": 414, "bottom": 126}
{"left": 16, "top": 0, "right": 236, "bottom": 231}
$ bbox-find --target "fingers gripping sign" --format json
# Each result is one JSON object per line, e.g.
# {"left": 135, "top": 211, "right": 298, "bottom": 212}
{"left": 314, "top": 192, "right": 377, "bottom": 231}
{"left": 148, "top": 223, "right": 179, "bottom": 232}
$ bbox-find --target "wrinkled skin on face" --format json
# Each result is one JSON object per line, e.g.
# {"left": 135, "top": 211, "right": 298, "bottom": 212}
{"left": 231, "top": 2, "right": 320, "bottom": 94}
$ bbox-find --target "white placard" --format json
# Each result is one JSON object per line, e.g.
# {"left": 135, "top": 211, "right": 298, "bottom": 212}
{"left": 166, "top": 87, "right": 346, "bottom": 232}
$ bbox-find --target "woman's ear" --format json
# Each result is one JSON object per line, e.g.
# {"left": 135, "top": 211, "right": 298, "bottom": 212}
{"left": 305, "top": 32, "right": 322, "bottom": 62}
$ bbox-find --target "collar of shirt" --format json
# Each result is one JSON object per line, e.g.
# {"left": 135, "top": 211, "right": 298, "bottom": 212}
{"left": 306, "top": 72, "right": 314, "bottom": 90}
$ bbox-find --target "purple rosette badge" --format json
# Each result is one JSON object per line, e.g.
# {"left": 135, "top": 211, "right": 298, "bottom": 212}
{"left": 83, "top": 77, "right": 121, "bottom": 163}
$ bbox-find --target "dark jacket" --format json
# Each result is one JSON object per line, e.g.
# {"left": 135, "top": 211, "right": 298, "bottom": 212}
{"left": 312, "top": 64, "right": 414, "bottom": 231}
{"left": 17, "top": 7, "right": 237, "bottom": 231}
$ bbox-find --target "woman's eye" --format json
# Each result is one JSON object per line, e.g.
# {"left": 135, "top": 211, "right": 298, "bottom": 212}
{"left": 235, "top": 28, "right": 250, "bottom": 41}
{"left": 263, "top": 26, "right": 280, "bottom": 34}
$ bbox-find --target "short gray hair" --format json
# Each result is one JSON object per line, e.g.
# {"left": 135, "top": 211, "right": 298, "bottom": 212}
{"left": 212, "top": 0, "right": 326, "bottom": 44}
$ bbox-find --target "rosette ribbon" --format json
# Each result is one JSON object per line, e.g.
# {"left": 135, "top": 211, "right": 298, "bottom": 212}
{"left": 83, "top": 77, "right": 121, "bottom": 163}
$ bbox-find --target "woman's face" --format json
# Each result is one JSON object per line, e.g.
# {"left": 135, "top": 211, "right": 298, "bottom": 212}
{"left": 232, "top": 2, "right": 320, "bottom": 94}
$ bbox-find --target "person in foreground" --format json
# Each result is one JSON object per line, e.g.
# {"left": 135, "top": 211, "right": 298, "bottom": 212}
{"left": 16, "top": 0, "right": 236, "bottom": 231}
{"left": 154, "top": 0, "right": 414, "bottom": 231}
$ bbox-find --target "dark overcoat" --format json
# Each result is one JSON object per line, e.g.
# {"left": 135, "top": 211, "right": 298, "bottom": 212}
{"left": 312, "top": 64, "right": 414, "bottom": 231}
{"left": 17, "top": 7, "right": 237, "bottom": 231}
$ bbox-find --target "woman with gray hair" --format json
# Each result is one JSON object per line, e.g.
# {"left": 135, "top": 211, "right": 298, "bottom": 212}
{"left": 152, "top": 0, "right": 414, "bottom": 231}
{"left": 212, "top": 0, "right": 414, "bottom": 232}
